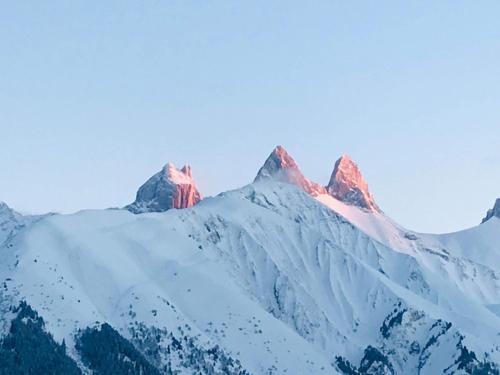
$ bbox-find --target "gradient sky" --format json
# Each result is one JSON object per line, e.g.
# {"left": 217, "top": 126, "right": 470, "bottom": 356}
{"left": 1, "top": 1, "right": 499, "bottom": 233}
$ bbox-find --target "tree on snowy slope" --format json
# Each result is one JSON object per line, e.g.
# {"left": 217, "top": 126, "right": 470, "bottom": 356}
{"left": 0, "top": 302, "right": 81, "bottom": 375}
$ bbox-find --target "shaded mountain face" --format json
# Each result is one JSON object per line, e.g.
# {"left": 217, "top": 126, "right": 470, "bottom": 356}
{"left": 326, "top": 155, "right": 379, "bottom": 212}
{"left": 254, "top": 146, "right": 327, "bottom": 195}
{"left": 125, "top": 163, "right": 202, "bottom": 214}
{"left": 481, "top": 198, "right": 500, "bottom": 224}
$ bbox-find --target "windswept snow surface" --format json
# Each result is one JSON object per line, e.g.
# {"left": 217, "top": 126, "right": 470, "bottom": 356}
{"left": 1, "top": 182, "right": 499, "bottom": 374}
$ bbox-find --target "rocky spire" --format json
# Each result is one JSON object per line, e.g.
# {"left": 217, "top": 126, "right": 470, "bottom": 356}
{"left": 254, "top": 146, "right": 326, "bottom": 196}
{"left": 326, "top": 155, "right": 379, "bottom": 212}
{"left": 125, "top": 163, "right": 202, "bottom": 214}
{"left": 481, "top": 198, "right": 500, "bottom": 224}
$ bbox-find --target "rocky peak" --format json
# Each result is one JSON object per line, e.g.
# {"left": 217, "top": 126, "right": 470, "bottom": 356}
{"left": 481, "top": 198, "right": 500, "bottom": 224}
{"left": 255, "top": 146, "right": 299, "bottom": 177}
{"left": 254, "top": 146, "right": 326, "bottom": 196}
{"left": 180, "top": 165, "right": 192, "bottom": 178}
{"left": 327, "top": 155, "right": 379, "bottom": 212}
{"left": 125, "top": 163, "right": 202, "bottom": 214}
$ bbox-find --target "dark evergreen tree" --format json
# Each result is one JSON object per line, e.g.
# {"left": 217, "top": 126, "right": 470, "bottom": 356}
{"left": 76, "top": 323, "right": 161, "bottom": 375}
{"left": 0, "top": 301, "right": 81, "bottom": 375}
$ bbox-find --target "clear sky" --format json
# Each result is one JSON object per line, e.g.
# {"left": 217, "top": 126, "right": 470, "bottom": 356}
{"left": 1, "top": 1, "right": 499, "bottom": 233}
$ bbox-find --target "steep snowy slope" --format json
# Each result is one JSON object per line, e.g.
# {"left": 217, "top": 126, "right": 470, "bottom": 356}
{"left": 1, "top": 181, "right": 499, "bottom": 374}
{"left": 316, "top": 193, "right": 414, "bottom": 252}
{"left": 316, "top": 193, "right": 500, "bottom": 312}
{"left": 430, "top": 217, "right": 500, "bottom": 268}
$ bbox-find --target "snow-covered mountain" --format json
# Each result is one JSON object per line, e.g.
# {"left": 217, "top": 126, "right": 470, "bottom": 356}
{"left": 0, "top": 147, "right": 499, "bottom": 374}
{"left": 125, "top": 163, "right": 202, "bottom": 214}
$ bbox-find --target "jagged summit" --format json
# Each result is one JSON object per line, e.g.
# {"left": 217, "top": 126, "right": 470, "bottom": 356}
{"left": 0, "top": 202, "right": 21, "bottom": 245}
{"left": 254, "top": 146, "right": 326, "bottom": 196}
{"left": 326, "top": 154, "right": 379, "bottom": 212}
{"left": 125, "top": 163, "right": 202, "bottom": 214}
{"left": 255, "top": 146, "right": 298, "bottom": 178}
{"left": 0, "top": 201, "right": 22, "bottom": 223}
{"left": 0, "top": 201, "right": 11, "bottom": 212}
{"left": 0, "top": 202, "right": 52, "bottom": 245}
{"left": 481, "top": 198, "right": 500, "bottom": 224}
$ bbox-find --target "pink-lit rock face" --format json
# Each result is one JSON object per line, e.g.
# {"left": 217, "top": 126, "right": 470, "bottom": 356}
{"left": 481, "top": 198, "right": 500, "bottom": 224}
{"left": 327, "top": 155, "right": 379, "bottom": 212}
{"left": 254, "top": 146, "right": 327, "bottom": 196}
{"left": 125, "top": 163, "right": 202, "bottom": 214}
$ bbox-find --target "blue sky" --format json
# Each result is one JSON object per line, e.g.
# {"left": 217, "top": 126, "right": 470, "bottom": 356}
{"left": 1, "top": 1, "right": 499, "bottom": 233}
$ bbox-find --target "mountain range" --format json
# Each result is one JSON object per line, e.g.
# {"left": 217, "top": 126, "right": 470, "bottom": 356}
{"left": 0, "top": 146, "right": 499, "bottom": 375}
